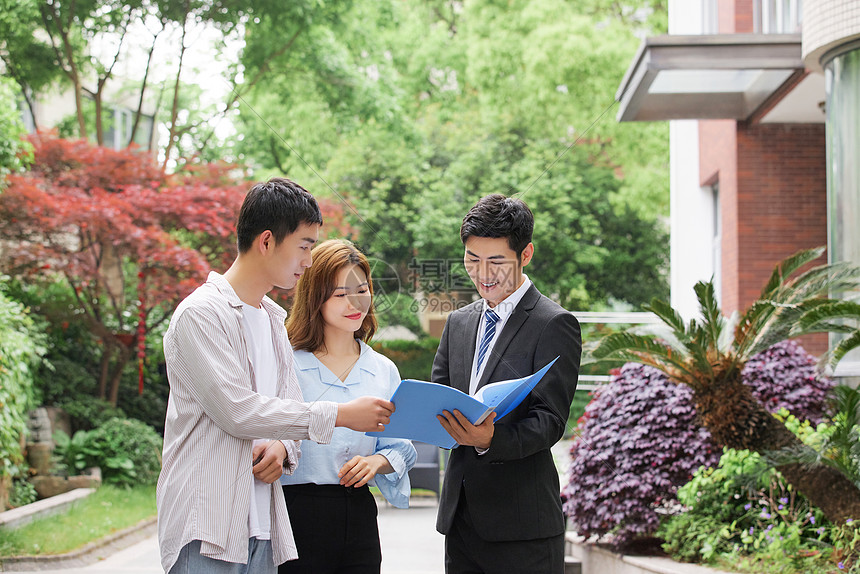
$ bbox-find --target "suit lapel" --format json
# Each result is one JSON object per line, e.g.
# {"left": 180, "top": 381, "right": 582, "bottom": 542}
{"left": 476, "top": 285, "right": 541, "bottom": 390}
{"left": 459, "top": 303, "right": 481, "bottom": 394}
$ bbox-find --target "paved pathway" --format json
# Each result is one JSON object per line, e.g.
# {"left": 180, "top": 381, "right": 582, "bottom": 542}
{"left": 4, "top": 440, "right": 574, "bottom": 573}
{"left": 2, "top": 497, "right": 444, "bottom": 574}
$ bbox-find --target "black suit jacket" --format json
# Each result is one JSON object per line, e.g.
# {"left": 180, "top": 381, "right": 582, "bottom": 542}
{"left": 432, "top": 284, "right": 581, "bottom": 541}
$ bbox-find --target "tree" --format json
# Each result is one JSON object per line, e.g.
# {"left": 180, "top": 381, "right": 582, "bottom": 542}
{"left": 0, "top": 77, "right": 32, "bottom": 179}
{"left": 0, "top": 132, "right": 243, "bottom": 405}
{"left": 590, "top": 247, "right": 860, "bottom": 524}
{"left": 0, "top": 0, "right": 63, "bottom": 131}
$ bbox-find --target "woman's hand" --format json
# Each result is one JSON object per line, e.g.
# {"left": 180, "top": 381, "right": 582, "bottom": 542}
{"left": 338, "top": 454, "right": 393, "bottom": 487}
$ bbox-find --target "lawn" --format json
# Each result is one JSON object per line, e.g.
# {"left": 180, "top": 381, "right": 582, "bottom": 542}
{"left": 0, "top": 485, "right": 156, "bottom": 557}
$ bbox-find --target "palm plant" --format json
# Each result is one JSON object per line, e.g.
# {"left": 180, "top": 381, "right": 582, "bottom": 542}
{"left": 590, "top": 247, "right": 860, "bottom": 524}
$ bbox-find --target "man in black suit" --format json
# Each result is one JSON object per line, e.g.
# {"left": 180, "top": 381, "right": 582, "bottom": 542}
{"left": 432, "top": 194, "right": 581, "bottom": 574}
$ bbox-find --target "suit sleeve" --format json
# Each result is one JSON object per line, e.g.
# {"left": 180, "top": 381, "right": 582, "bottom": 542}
{"left": 482, "top": 311, "right": 581, "bottom": 463}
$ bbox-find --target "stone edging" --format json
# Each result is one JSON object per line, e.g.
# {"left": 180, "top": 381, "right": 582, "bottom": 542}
{"left": 565, "top": 533, "right": 738, "bottom": 574}
{"left": 0, "top": 488, "right": 95, "bottom": 530}
{"left": 0, "top": 515, "right": 157, "bottom": 572}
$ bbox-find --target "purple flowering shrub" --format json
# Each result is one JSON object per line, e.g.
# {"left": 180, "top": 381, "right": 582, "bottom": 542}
{"left": 562, "top": 341, "right": 834, "bottom": 547}
{"left": 741, "top": 340, "right": 834, "bottom": 425}
{"left": 562, "top": 363, "right": 719, "bottom": 546}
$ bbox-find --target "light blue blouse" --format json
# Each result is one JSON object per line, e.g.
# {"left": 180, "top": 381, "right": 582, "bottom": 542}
{"left": 280, "top": 340, "right": 417, "bottom": 509}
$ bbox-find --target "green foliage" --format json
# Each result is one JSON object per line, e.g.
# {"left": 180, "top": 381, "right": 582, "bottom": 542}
{"left": 565, "top": 389, "right": 592, "bottom": 439}
{"left": 768, "top": 389, "right": 860, "bottom": 489}
{"left": 660, "top": 437, "right": 860, "bottom": 572}
{"left": 0, "top": 281, "right": 47, "bottom": 477}
{"left": 5, "top": 277, "right": 170, "bottom": 434}
{"left": 53, "top": 428, "right": 96, "bottom": 476}
{"left": 375, "top": 293, "right": 422, "bottom": 335}
{"left": 236, "top": 0, "right": 671, "bottom": 310}
{"left": 372, "top": 338, "right": 440, "bottom": 381}
{"left": 8, "top": 478, "right": 37, "bottom": 508}
{"left": 54, "top": 418, "right": 162, "bottom": 487}
{"left": 660, "top": 448, "right": 830, "bottom": 569}
{"left": 0, "top": 77, "right": 31, "bottom": 179}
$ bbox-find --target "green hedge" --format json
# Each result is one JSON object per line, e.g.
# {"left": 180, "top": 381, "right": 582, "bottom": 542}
{"left": 372, "top": 338, "right": 440, "bottom": 381}
{"left": 0, "top": 285, "right": 47, "bottom": 477}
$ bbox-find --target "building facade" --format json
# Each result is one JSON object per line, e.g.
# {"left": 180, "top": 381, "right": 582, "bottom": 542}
{"left": 616, "top": 0, "right": 859, "bottom": 373}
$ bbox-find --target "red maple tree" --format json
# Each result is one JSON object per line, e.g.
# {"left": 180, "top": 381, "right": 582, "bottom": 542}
{"left": 0, "top": 133, "right": 352, "bottom": 405}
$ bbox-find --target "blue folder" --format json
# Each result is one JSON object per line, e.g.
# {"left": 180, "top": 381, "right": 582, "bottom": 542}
{"left": 367, "top": 357, "right": 559, "bottom": 449}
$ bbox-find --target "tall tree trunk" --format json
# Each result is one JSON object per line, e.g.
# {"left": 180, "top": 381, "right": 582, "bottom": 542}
{"left": 94, "top": 96, "right": 105, "bottom": 146}
{"left": 108, "top": 345, "right": 133, "bottom": 407}
{"left": 129, "top": 26, "right": 162, "bottom": 147}
{"left": 162, "top": 7, "right": 189, "bottom": 171}
{"left": 42, "top": 1, "right": 87, "bottom": 139}
{"left": 695, "top": 376, "right": 860, "bottom": 524}
{"left": 98, "top": 343, "right": 113, "bottom": 400}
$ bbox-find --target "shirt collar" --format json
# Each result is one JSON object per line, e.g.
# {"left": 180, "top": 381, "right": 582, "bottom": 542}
{"left": 206, "top": 271, "right": 287, "bottom": 322}
{"left": 482, "top": 274, "right": 532, "bottom": 322}
{"left": 293, "top": 339, "right": 376, "bottom": 385}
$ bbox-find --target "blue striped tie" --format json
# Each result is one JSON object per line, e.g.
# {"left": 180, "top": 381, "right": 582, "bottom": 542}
{"left": 476, "top": 308, "right": 500, "bottom": 375}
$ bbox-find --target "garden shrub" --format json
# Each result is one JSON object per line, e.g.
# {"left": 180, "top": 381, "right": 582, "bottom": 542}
{"left": 54, "top": 417, "right": 162, "bottom": 487}
{"left": 372, "top": 337, "right": 440, "bottom": 381}
{"left": 8, "top": 479, "right": 38, "bottom": 508}
{"left": 7, "top": 278, "right": 170, "bottom": 434}
{"left": 659, "top": 447, "right": 836, "bottom": 572}
{"left": 742, "top": 340, "right": 833, "bottom": 425}
{"left": 562, "top": 363, "right": 720, "bottom": 546}
{"left": 0, "top": 285, "right": 47, "bottom": 478}
{"left": 660, "top": 401, "right": 860, "bottom": 572}
{"left": 563, "top": 341, "right": 835, "bottom": 548}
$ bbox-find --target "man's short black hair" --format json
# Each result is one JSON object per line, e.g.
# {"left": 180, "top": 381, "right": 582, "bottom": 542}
{"left": 460, "top": 194, "right": 534, "bottom": 256}
{"left": 236, "top": 177, "right": 323, "bottom": 253}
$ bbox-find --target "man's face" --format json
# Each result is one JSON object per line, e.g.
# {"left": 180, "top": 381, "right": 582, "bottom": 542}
{"left": 463, "top": 236, "right": 532, "bottom": 307}
{"left": 268, "top": 222, "right": 320, "bottom": 290}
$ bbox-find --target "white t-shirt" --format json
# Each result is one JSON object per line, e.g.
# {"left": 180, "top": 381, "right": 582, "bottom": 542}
{"left": 241, "top": 303, "right": 278, "bottom": 541}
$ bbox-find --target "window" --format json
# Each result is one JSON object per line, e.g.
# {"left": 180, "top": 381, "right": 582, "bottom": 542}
{"left": 825, "top": 46, "right": 860, "bottom": 375}
{"left": 103, "top": 106, "right": 155, "bottom": 150}
{"left": 754, "top": 0, "right": 802, "bottom": 34}
{"left": 711, "top": 183, "right": 722, "bottom": 306}
{"left": 702, "top": 0, "right": 719, "bottom": 34}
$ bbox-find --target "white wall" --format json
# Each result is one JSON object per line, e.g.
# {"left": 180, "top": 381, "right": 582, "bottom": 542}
{"left": 667, "top": 0, "right": 718, "bottom": 320}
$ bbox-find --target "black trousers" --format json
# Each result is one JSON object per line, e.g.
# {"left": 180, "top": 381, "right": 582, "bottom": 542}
{"left": 445, "top": 487, "right": 564, "bottom": 574}
{"left": 278, "top": 484, "right": 381, "bottom": 574}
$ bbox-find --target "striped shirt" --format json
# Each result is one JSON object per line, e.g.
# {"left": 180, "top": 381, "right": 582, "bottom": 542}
{"left": 157, "top": 272, "right": 338, "bottom": 572}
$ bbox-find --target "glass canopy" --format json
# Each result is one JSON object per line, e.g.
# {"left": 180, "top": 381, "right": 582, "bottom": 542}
{"left": 616, "top": 34, "right": 804, "bottom": 122}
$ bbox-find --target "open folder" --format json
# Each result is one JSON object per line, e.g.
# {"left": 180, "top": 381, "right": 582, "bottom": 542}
{"left": 366, "top": 357, "right": 559, "bottom": 449}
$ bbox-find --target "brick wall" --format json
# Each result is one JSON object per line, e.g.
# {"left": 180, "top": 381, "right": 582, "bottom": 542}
{"left": 700, "top": 120, "right": 828, "bottom": 355}
{"left": 719, "top": 0, "right": 754, "bottom": 33}
{"left": 736, "top": 123, "right": 828, "bottom": 355}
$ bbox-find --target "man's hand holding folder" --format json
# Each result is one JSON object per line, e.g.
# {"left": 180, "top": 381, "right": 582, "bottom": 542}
{"left": 366, "top": 357, "right": 559, "bottom": 449}
{"left": 437, "top": 409, "right": 497, "bottom": 449}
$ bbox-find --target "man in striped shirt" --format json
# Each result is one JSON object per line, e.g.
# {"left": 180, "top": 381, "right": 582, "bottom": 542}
{"left": 157, "top": 178, "right": 395, "bottom": 574}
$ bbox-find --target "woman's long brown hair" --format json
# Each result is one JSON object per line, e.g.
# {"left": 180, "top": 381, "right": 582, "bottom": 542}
{"left": 287, "top": 239, "right": 378, "bottom": 353}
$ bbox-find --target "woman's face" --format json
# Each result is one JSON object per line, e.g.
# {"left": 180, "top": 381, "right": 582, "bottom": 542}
{"left": 320, "top": 263, "right": 371, "bottom": 335}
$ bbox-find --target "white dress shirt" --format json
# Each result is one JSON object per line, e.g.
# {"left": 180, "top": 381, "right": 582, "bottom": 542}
{"left": 469, "top": 274, "right": 533, "bottom": 395}
{"left": 157, "top": 272, "right": 338, "bottom": 572}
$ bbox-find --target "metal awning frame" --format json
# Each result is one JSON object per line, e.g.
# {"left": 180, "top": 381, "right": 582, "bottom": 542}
{"left": 616, "top": 33, "right": 805, "bottom": 122}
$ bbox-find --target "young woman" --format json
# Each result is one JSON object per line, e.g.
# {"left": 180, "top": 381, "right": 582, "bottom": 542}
{"left": 280, "top": 239, "right": 417, "bottom": 574}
